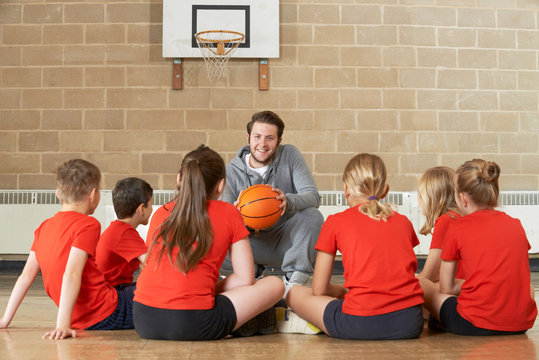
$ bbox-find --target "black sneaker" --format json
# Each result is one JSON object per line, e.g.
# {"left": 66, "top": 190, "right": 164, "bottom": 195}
{"left": 232, "top": 308, "right": 276, "bottom": 337}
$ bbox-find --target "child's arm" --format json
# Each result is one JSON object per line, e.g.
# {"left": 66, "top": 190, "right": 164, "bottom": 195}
{"left": 417, "top": 249, "right": 442, "bottom": 282}
{"left": 0, "top": 252, "right": 40, "bottom": 329}
{"left": 42, "top": 247, "right": 88, "bottom": 340}
{"left": 439, "top": 259, "right": 460, "bottom": 295}
{"left": 215, "top": 237, "right": 254, "bottom": 293}
{"left": 137, "top": 253, "right": 147, "bottom": 269}
{"left": 312, "top": 251, "right": 347, "bottom": 299}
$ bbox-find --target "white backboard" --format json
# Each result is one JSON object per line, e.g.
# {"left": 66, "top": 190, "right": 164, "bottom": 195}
{"left": 163, "top": 0, "right": 279, "bottom": 58}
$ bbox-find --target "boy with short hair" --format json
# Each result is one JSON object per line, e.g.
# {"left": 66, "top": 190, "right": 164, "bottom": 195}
{"left": 96, "top": 177, "right": 153, "bottom": 288}
{"left": 0, "top": 159, "right": 133, "bottom": 340}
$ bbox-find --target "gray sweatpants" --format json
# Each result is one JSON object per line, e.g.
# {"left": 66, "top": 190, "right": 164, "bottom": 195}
{"left": 222, "top": 207, "right": 324, "bottom": 278}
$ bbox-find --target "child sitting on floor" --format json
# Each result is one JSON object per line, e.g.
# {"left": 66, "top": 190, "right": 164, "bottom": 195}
{"left": 133, "top": 145, "right": 284, "bottom": 341}
{"left": 417, "top": 166, "right": 464, "bottom": 282}
{"left": 96, "top": 177, "right": 153, "bottom": 288}
{"left": 419, "top": 159, "right": 537, "bottom": 335}
{"left": 285, "top": 153, "right": 424, "bottom": 340}
{"left": 0, "top": 159, "right": 133, "bottom": 339}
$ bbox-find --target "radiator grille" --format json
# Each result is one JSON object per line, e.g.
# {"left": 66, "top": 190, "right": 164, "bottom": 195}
{"left": 501, "top": 192, "right": 539, "bottom": 206}
{"left": 0, "top": 191, "right": 59, "bottom": 205}
{"left": 319, "top": 191, "right": 404, "bottom": 206}
{"left": 152, "top": 191, "right": 177, "bottom": 205}
{"left": 0, "top": 190, "right": 536, "bottom": 206}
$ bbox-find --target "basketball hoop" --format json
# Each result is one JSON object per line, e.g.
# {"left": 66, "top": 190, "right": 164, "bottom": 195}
{"left": 194, "top": 30, "right": 245, "bottom": 80}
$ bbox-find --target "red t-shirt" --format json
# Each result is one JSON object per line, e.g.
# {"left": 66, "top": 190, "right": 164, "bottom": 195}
{"left": 429, "top": 211, "right": 465, "bottom": 279}
{"left": 145, "top": 201, "right": 173, "bottom": 247}
{"left": 32, "top": 211, "right": 118, "bottom": 329}
{"left": 134, "top": 200, "right": 249, "bottom": 310}
{"left": 316, "top": 206, "right": 424, "bottom": 316}
{"left": 96, "top": 220, "right": 147, "bottom": 287}
{"left": 442, "top": 209, "right": 537, "bottom": 331}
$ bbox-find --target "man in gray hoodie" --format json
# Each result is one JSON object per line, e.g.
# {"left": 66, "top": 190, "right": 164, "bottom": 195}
{"left": 221, "top": 111, "right": 324, "bottom": 292}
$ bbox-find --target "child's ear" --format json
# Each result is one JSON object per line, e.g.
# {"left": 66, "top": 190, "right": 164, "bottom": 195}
{"left": 136, "top": 203, "right": 145, "bottom": 217}
{"left": 216, "top": 178, "right": 225, "bottom": 197}
{"left": 176, "top": 173, "right": 181, "bottom": 185}
{"left": 460, "top": 192, "right": 469, "bottom": 208}
{"left": 89, "top": 187, "right": 98, "bottom": 201}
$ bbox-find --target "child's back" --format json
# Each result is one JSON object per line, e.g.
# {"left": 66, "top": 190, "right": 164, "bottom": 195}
{"left": 286, "top": 153, "right": 424, "bottom": 340}
{"left": 443, "top": 209, "right": 536, "bottom": 331}
{"left": 420, "top": 159, "right": 537, "bottom": 336}
{"left": 0, "top": 159, "right": 134, "bottom": 340}
{"left": 133, "top": 146, "right": 284, "bottom": 341}
{"left": 34, "top": 211, "right": 117, "bottom": 329}
{"left": 96, "top": 220, "right": 147, "bottom": 287}
{"left": 96, "top": 177, "right": 153, "bottom": 288}
{"left": 319, "top": 207, "right": 423, "bottom": 316}
{"left": 135, "top": 199, "right": 247, "bottom": 310}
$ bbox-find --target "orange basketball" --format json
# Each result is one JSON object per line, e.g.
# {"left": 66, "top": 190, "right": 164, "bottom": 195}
{"left": 237, "top": 184, "right": 282, "bottom": 230}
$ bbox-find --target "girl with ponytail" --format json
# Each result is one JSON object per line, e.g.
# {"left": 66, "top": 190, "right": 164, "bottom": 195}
{"left": 133, "top": 145, "right": 284, "bottom": 340}
{"left": 285, "top": 153, "right": 424, "bottom": 340}
{"left": 420, "top": 159, "right": 537, "bottom": 335}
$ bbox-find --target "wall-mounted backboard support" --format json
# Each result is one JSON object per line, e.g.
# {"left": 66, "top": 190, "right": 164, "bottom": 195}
{"left": 163, "top": 0, "right": 279, "bottom": 88}
{"left": 173, "top": 58, "right": 182, "bottom": 90}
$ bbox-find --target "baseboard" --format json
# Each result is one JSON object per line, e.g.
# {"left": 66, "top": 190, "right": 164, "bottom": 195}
{"left": 2, "top": 257, "right": 539, "bottom": 275}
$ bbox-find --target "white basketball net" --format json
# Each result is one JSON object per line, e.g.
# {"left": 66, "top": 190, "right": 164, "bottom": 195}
{"left": 195, "top": 30, "right": 245, "bottom": 80}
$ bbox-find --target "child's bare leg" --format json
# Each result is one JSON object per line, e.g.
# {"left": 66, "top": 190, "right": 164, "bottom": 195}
{"left": 286, "top": 285, "right": 333, "bottom": 335}
{"left": 419, "top": 277, "right": 453, "bottom": 321}
{"left": 222, "top": 276, "right": 284, "bottom": 330}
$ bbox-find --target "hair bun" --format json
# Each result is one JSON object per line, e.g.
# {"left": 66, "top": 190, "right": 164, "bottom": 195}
{"left": 481, "top": 161, "right": 500, "bottom": 183}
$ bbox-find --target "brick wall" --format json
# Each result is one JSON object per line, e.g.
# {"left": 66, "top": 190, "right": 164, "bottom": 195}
{"left": 0, "top": 1, "right": 538, "bottom": 191}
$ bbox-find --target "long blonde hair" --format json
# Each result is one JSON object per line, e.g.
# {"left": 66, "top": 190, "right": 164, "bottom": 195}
{"left": 153, "top": 145, "right": 225, "bottom": 274}
{"left": 418, "top": 166, "right": 460, "bottom": 235}
{"left": 343, "top": 153, "right": 393, "bottom": 221}
{"left": 456, "top": 159, "right": 500, "bottom": 208}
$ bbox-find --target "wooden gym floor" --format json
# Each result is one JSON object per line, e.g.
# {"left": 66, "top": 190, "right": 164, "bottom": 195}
{"left": 1, "top": 273, "right": 538, "bottom": 360}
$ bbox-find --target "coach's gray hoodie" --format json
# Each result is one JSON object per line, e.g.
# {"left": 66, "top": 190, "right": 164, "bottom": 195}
{"left": 221, "top": 144, "right": 320, "bottom": 229}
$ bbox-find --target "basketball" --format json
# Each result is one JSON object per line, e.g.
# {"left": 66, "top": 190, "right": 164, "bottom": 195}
{"left": 237, "top": 184, "right": 282, "bottom": 230}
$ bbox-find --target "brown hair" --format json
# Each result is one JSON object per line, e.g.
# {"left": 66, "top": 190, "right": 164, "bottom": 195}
{"left": 247, "top": 110, "right": 285, "bottom": 139}
{"left": 456, "top": 159, "right": 500, "bottom": 208}
{"left": 55, "top": 159, "right": 101, "bottom": 204}
{"left": 153, "top": 145, "right": 225, "bottom": 274}
{"left": 418, "top": 166, "right": 460, "bottom": 235}
{"left": 343, "top": 153, "right": 393, "bottom": 221}
{"left": 112, "top": 177, "right": 153, "bottom": 219}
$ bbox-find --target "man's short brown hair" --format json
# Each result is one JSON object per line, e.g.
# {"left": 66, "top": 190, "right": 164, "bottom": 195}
{"left": 247, "top": 110, "right": 285, "bottom": 139}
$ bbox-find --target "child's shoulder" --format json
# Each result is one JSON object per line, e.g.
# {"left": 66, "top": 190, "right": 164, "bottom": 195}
{"left": 41, "top": 211, "right": 99, "bottom": 229}
{"left": 460, "top": 209, "right": 520, "bottom": 227}
{"left": 210, "top": 199, "right": 237, "bottom": 211}
{"left": 156, "top": 201, "right": 176, "bottom": 214}
{"left": 102, "top": 220, "right": 134, "bottom": 236}
{"left": 436, "top": 211, "right": 461, "bottom": 225}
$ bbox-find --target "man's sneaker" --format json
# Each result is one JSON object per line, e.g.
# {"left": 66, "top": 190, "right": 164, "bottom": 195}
{"left": 275, "top": 307, "right": 321, "bottom": 335}
{"left": 233, "top": 307, "right": 276, "bottom": 337}
{"left": 283, "top": 272, "right": 310, "bottom": 297}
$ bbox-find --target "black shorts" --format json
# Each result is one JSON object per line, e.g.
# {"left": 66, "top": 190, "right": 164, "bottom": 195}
{"left": 440, "top": 297, "right": 526, "bottom": 336}
{"left": 85, "top": 284, "right": 135, "bottom": 330}
{"left": 323, "top": 299, "right": 423, "bottom": 340}
{"left": 133, "top": 295, "right": 237, "bottom": 341}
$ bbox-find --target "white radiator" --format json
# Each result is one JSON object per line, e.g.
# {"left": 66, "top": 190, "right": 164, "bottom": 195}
{"left": 1, "top": 190, "right": 538, "bottom": 255}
